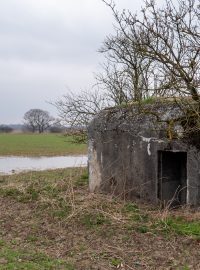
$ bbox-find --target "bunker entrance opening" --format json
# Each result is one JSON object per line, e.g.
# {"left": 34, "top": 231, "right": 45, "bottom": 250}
{"left": 158, "top": 151, "right": 187, "bottom": 206}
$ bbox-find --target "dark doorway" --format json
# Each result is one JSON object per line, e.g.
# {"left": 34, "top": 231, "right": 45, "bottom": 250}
{"left": 158, "top": 151, "right": 187, "bottom": 206}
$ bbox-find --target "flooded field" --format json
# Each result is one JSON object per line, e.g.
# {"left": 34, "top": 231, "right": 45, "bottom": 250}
{"left": 0, "top": 155, "right": 88, "bottom": 174}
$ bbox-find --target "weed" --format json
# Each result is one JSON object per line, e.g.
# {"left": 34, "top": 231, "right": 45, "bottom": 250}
{"left": 26, "top": 234, "right": 38, "bottom": 243}
{"left": 168, "top": 217, "right": 200, "bottom": 236}
{"left": 81, "top": 212, "right": 110, "bottom": 228}
{"left": 10, "top": 240, "right": 17, "bottom": 245}
{"left": 0, "top": 239, "right": 5, "bottom": 246}
{"left": 75, "top": 171, "right": 89, "bottom": 187}
{"left": 42, "top": 184, "right": 59, "bottom": 198}
{"left": 123, "top": 203, "right": 149, "bottom": 225}
{"left": 0, "top": 187, "right": 22, "bottom": 199}
{"left": 136, "top": 225, "right": 149, "bottom": 234}
{"left": 78, "top": 243, "right": 87, "bottom": 252}
{"left": 156, "top": 217, "right": 200, "bottom": 237}
{"left": 0, "top": 185, "right": 40, "bottom": 203}
{"left": 26, "top": 184, "right": 39, "bottom": 200}
{"left": 177, "top": 266, "right": 190, "bottom": 270}
{"left": 110, "top": 257, "right": 122, "bottom": 267}
{"left": 0, "top": 243, "right": 74, "bottom": 270}
{"left": 123, "top": 202, "right": 139, "bottom": 213}
{"left": 52, "top": 208, "right": 70, "bottom": 219}
{"left": 131, "top": 213, "right": 149, "bottom": 223}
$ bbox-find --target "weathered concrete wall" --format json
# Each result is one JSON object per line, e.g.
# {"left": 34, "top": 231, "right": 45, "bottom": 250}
{"left": 88, "top": 104, "right": 200, "bottom": 206}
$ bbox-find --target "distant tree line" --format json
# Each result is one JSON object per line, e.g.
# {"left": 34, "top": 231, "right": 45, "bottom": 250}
{"left": 0, "top": 125, "right": 13, "bottom": 133}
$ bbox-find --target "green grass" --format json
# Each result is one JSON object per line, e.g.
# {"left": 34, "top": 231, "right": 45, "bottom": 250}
{"left": 156, "top": 216, "right": 200, "bottom": 237}
{"left": 0, "top": 133, "right": 87, "bottom": 156}
{"left": 0, "top": 242, "right": 74, "bottom": 270}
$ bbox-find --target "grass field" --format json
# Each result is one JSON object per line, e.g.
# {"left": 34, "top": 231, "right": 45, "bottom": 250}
{"left": 0, "top": 168, "right": 199, "bottom": 269}
{"left": 0, "top": 133, "right": 87, "bottom": 156}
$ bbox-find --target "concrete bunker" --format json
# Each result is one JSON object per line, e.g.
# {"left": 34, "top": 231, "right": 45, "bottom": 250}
{"left": 88, "top": 102, "right": 200, "bottom": 206}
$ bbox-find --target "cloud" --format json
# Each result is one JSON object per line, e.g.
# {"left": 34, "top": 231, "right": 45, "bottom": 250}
{"left": 0, "top": 0, "right": 144, "bottom": 123}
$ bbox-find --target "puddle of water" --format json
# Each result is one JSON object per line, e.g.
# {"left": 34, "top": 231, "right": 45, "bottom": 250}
{"left": 0, "top": 155, "right": 88, "bottom": 175}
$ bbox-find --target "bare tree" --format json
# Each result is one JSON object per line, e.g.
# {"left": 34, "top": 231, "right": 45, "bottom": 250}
{"left": 54, "top": 89, "right": 110, "bottom": 128}
{"left": 98, "top": 11, "right": 153, "bottom": 102}
{"left": 24, "top": 109, "right": 54, "bottom": 133}
{"left": 102, "top": 0, "right": 200, "bottom": 100}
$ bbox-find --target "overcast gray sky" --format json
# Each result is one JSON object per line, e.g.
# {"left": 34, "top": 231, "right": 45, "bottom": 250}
{"left": 0, "top": 0, "right": 144, "bottom": 124}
